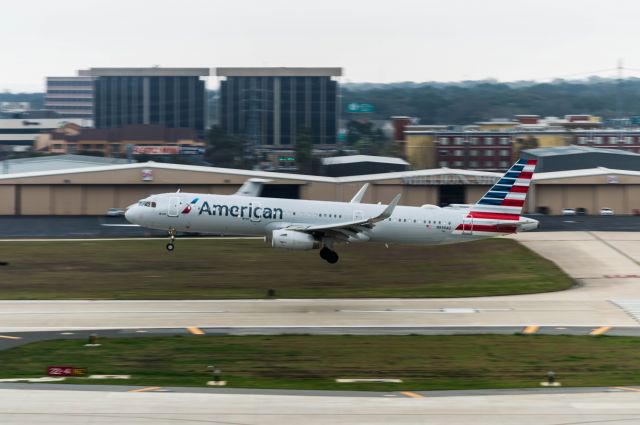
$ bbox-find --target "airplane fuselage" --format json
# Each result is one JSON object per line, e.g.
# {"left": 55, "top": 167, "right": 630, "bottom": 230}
{"left": 126, "top": 192, "right": 521, "bottom": 246}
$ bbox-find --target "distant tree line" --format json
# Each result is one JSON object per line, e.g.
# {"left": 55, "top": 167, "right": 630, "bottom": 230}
{"left": 341, "top": 78, "right": 640, "bottom": 124}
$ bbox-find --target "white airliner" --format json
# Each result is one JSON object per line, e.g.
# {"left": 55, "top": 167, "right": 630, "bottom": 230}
{"left": 125, "top": 159, "right": 539, "bottom": 263}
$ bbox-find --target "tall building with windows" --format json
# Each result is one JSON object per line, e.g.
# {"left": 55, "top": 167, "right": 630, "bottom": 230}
{"left": 79, "top": 68, "right": 209, "bottom": 137}
{"left": 216, "top": 67, "right": 341, "bottom": 147}
{"left": 45, "top": 76, "right": 96, "bottom": 120}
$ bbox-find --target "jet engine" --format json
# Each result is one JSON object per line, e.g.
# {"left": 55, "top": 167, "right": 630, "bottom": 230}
{"left": 271, "top": 229, "right": 320, "bottom": 250}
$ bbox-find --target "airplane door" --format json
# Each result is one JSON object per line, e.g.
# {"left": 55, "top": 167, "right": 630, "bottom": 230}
{"left": 462, "top": 217, "right": 473, "bottom": 235}
{"left": 167, "top": 197, "right": 180, "bottom": 217}
{"left": 353, "top": 210, "right": 364, "bottom": 221}
{"left": 251, "top": 202, "right": 261, "bottom": 222}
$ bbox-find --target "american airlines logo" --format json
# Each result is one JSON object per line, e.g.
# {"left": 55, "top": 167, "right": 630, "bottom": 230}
{"left": 198, "top": 201, "right": 284, "bottom": 220}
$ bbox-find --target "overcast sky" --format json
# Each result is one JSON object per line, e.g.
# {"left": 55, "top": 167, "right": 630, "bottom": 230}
{"left": 2, "top": 0, "right": 640, "bottom": 92}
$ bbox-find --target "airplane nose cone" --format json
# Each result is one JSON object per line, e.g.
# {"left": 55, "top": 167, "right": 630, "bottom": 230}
{"left": 125, "top": 205, "right": 136, "bottom": 224}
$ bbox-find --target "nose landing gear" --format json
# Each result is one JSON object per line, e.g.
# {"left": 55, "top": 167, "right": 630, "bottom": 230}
{"left": 166, "top": 228, "right": 176, "bottom": 252}
{"left": 319, "top": 246, "right": 339, "bottom": 264}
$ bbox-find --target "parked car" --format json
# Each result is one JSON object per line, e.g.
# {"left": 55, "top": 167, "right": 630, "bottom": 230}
{"left": 575, "top": 207, "right": 588, "bottom": 215}
{"left": 106, "top": 208, "right": 125, "bottom": 217}
{"left": 599, "top": 207, "right": 614, "bottom": 216}
{"left": 562, "top": 208, "right": 576, "bottom": 216}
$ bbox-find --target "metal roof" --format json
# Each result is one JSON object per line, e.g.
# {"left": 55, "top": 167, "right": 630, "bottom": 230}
{"left": 532, "top": 167, "right": 640, "bottom": 180}
{"left": 1, "top": 161, "right": 637, "bottom": 184}
{"left": 523, "top": 145, "right": 640, "bottom": 157}
{"left": 0, "top": 161, "right": 500, "bottom": 183}
{"left": 0, "top": 155, "right": 133, "bottom": 175}
{"left": 322, "top": 155, "right": 409, "bottom": 166}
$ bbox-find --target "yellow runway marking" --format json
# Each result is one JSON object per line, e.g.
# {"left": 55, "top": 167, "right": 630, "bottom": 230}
{"left": 187, "top": 326, "right": 205, "bottom": 335}
{"left": 129, "top": 386, "right": 162, "bottom": 393}
{"left": 612, "top": 386, "right": 640, "bottom": 393}
{"left": 522, "top": 326, "right": 539, "bottom": 334}
{"left": 0, "top": 335, "right": 22, "bottom": 340}
{"left": 590, "top": 326, "right": 611, "bottom": 335}
{"left": 400, "top": 391, "right": 425, "bottom": 398}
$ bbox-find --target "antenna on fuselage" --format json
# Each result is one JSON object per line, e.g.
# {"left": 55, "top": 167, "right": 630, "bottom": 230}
{"left": 176, "top": 189, "right": 181, "bottom": 193}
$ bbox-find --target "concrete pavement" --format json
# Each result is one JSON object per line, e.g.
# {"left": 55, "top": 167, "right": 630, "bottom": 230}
{"left": 2, "top": 387, "right": 640, "bottom": 424}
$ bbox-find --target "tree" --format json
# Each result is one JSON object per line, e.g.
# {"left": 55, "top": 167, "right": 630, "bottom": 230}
{"left": 204, "top": 126, "right": 253, "bottom": 169}
{"left": 295, "top": 127, "right": 315, "bottom": 174}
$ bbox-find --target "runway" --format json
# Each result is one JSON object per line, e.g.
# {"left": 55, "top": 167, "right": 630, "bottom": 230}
{"left": 1, "top": 385, "right": 640, "bottom": 424}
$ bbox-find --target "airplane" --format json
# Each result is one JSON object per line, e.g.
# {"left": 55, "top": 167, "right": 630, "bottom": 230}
{"left": 124, "top": 159, "right": 539, "bottom": 263}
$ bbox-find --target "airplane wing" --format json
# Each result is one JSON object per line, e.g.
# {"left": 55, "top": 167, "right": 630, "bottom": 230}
{"left": 235, "top": 178, "right": 272, "bottom": 197}
{"left": 286, "top": 194, "right": 401, "bottom": 240}
{"left": 350, "top": 183, "right": 369, "bottom": 203}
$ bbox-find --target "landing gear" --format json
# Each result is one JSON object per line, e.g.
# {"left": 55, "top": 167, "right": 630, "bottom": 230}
{"left": 166, "top": 228, "right": 176, "bottom": 252}
{"left": 320, "top": 247, "right": 339, "bottom": 264}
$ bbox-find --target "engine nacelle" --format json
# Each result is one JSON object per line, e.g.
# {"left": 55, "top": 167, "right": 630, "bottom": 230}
{"left": 271, "top": 229, "right": 320, "bottom": 250}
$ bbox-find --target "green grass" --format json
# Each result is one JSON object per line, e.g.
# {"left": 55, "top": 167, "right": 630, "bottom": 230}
{"left": 1, "top": 334, "right": 640, "bottom": 391}
{"left": 0, "top": 238, "right": 572, "bottom": 299}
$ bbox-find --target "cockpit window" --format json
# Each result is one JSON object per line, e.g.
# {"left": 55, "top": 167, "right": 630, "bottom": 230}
{"left": 138, "top": 201, "right": 156, "bottom": 208}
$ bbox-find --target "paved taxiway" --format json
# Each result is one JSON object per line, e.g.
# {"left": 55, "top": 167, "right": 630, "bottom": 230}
{"left": 1, "top": 386, "right": 640, "bottom": 424}
{"left": 1, "top": 232, "right": 639, "bottom": 332}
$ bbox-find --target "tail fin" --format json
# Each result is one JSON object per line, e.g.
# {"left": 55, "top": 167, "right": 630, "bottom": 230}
{"left": 469, "top": 159, "right": 537, "bottom": 221}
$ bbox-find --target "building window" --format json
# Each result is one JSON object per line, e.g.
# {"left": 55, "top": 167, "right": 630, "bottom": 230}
{"left": 439, "top": 150, "right": 449, "bottom": 156}
{"left": 578, "top": 136, "right": 586, "bottom": 144}
{"left": 594, "top": 136, "right": 603, "bottom": 144}
{"left": 454, "top": 149, "right": 463, "bottom": 156}
{"left": 455, "top": 137, "right": 464, "bottom": 145}
{"left": 499, "top": 160, "right": 509, "bottom": 167}
{"left": 52, "top": 144, "right": 63, "bottom": 149}
{"left": 485, "top": 149, "right": 494, "bottom": 156}
{"left": 438, "top": 161, "right": 448, "bottom": 167}
{"left": 484, "top": 160, "right": 494, "bottom": 167}
{"left": 470, "top": 149, "right": 478, "bottom": 156}
{"left": 439, "top": 137, "right": 449, "bottom": 145}
{"left": 454, "top": 161, "right": 463, "bottom": 167}
{"left": 469, "top": 160, "right": 479, "bottom": 167}
{"left": 500, "top": 137, "right": 510, "bottom": 145}
{"left": 470, "top": 137, "right": 478, "bottom": 144}
{"left": 625, "top": 136, "right": 634, "bottom": 144}
{"left": 484, "top": 137, "right": 492, "bottom": 144}
{"left": 499, "top": 149, "right": 510, "bottom": 156}
{"left": 609, "top": 136, "right": 617, "bottom": 144}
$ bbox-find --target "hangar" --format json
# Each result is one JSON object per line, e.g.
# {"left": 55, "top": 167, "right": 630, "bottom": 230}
{"left": 0, "top": 162, "right": 638, "bottom": 215}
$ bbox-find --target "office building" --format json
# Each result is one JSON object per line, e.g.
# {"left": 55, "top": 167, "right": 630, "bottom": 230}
{"left": 80, "top": 68, "right": 209, "bottom": 137}
{"left": 44, "top": 77, "right": 96, "bottom": 119}
{"left": 216, "top": 67, "right": 342, "bottom": 147}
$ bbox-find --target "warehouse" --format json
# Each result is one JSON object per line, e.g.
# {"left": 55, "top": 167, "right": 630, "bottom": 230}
{"left": 0, "top": 162, "right": 638, "bottom": 215}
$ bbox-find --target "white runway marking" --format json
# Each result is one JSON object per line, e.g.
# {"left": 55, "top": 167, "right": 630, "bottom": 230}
{"left": 611, "top": 300, "right": 640, "bottom": 323}
{"left": 339, "top": 308, "right": 512, "bottom": 314}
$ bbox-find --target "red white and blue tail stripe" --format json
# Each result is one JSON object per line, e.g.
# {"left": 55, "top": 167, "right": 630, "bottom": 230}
{"left": 454, "top": 159, "right": 537, "bottom": 235}
{"left": 470, "top": 158, "right": 536, "bottom": 221}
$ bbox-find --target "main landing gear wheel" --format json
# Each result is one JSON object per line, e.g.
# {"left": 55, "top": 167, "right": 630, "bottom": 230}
{"left": 166, "top": 243, "right": 175, "bottom": 252}
{"left": 320, "top": 247, "right": 339, "bottom": 264}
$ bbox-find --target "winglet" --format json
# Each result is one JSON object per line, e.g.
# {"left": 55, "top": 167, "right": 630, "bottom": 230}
{"left": 369, "top": 193, "right": 401, "bottom": 224}
{"left": 350, "top": 183, "right": 369, "bottom": 203}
